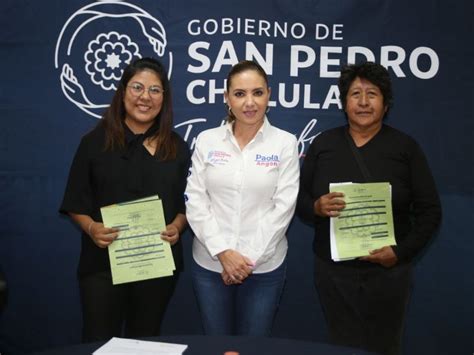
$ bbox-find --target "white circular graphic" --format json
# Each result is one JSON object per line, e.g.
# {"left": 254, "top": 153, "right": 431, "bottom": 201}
{"left": 54, "top": 1, "right": 173, "bottom": 118}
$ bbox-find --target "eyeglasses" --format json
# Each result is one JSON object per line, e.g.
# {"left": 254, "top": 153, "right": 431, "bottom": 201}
{"left": 127, "top": 83, "right": 164, "bottom": 97}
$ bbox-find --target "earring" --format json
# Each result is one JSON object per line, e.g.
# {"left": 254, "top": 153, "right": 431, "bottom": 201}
{"left": 265, "top": 106, "right": 270, "bottom": 114}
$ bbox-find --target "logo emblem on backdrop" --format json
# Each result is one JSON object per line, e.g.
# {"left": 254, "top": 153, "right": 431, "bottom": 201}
{"left": 54, "top": 1, "right": 172, "bottom": 119}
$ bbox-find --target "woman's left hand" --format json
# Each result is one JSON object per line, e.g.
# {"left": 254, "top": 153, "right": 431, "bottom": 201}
{"left": 217, "top": 250, "right": 254, "bottom": 285}
{"left": 360, "top": 246, "right": 398, "bottom": 268}
{"left": 221, "top": 270, "right": 236, "bottom": 286}
{"left": 161, "top": 224, "right": 180, "bottom": 246}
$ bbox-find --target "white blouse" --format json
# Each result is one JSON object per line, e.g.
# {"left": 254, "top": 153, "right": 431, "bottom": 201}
{"left": 185, "top": 118, "right": 300, "bottom": 273}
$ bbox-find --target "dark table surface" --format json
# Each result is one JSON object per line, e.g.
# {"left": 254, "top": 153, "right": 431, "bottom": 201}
{"left": 29, "top": 335, "right": 373, "bottom": 355}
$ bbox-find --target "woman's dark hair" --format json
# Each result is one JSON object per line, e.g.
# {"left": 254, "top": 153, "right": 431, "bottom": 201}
{"left": 338, "top": 61, "right": 393, "bottom": 115}
{"left": 226, "top": 60, "right": 269, "bottom": 122}
{"left": 100, "top": 57, "right": 177, "bottom": 160}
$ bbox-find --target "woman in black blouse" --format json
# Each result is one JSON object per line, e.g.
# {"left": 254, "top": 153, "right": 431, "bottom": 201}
{"left": 60, "top": 58, "right": 190, "bottom": 341}
{"left": 297, "top": 62, "right": 441, "bottom": 355}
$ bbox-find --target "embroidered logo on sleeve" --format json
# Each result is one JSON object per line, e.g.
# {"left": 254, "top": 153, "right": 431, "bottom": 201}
{"left": 255, "top": 154, "right": 280, "bottom": 167}
{"left": 207, "top": 150, "right": 231, "bottom": 165}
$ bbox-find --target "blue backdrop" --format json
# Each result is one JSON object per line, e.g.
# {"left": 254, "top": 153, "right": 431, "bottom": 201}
{"left": 0, "top": 0, "right": 473, "bottom": 354}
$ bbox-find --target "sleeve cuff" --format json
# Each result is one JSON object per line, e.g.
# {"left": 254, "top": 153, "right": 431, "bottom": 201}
{"left": 205, "top": 237, "right": 230, "bottom": 260}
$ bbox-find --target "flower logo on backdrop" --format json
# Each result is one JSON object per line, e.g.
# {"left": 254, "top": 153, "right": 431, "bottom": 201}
{"left": 54, "top": 0, "right": 172, "bottom": 119}
{"left": 85, "top": 32, "right": 140, "bottom": 90}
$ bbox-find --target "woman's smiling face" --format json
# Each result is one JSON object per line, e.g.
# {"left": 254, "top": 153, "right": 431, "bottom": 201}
{"left": 123, "top": 69, "right": 164, "bottom": 133}
{"left": 225, "top": 69, "right": 271, "bottom": 129}
{"left": 345, "top": 77, "right": 387, "bottom": 133}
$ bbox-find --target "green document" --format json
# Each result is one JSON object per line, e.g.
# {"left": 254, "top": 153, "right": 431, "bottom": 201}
{"left": 101, "top": 195, "right": 175, "bottom": 285}
{"left": 330, "top": 182, "right": 396, "bottom": 260}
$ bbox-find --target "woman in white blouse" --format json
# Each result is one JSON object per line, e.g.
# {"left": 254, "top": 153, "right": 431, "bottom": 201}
{"left": 185, "top": 60, "right": 300, "bottom": 336}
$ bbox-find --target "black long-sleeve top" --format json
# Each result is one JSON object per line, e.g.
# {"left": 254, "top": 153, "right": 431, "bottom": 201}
{"left": 60, "top": 122, "right": 191, "bottom": 276}
{"left": 297, "top": 125, "right": 441, "bottom": 266}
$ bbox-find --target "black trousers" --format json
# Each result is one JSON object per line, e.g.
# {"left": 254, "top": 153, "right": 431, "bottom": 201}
{"left": 314, "top": 257, "right": 412, "bottom": 355}
{"left": 79, "top": 271, "right": 178, "bottom": 342}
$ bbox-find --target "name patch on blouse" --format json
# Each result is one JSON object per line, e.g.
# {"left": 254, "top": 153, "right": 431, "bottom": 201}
{"left": 207, "top": 150, "right": 231, "bottom": 165}
{"left": 255, "top": 154, "right": 280, "bottom": 167}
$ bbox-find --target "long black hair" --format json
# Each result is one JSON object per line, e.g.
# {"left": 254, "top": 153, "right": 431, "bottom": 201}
{"left": 100, "top": 57, "right": 177, "bottom": 160}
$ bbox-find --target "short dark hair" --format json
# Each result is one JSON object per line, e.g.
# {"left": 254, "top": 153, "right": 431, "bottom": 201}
{"left": 101, "top": 57, "right": 177, "bottom": 160}
{"left": 226, "top": 60, "right": 269, "bottom": 122}
{"left": 338, "top": 62, "right": 393, "bottom": 114}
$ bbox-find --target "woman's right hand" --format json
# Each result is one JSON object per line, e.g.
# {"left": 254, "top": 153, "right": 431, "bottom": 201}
{"left": 314, "top": 192, "right": 345, "bottom": 217}
{"left": 217, "top": 249, "right": 254, "bottom": 284}
{"left": 88, "top": 222, "right": 119, "bottom": 248}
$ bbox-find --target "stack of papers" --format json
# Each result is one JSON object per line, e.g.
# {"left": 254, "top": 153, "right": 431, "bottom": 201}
{"left": 101, "top": 195, "right": 175, "bottom": 284}
{"left": 329, "top": 182, "right": 396, "bottom": 261}
{"left": 93, "top": 337, "right": 187, "bottom": 355}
